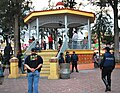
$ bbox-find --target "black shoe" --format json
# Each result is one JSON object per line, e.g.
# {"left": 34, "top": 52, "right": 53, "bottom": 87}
{"left": 71, "top": 71, "right": 73, "bottom": 73}
{"left": 105, "top": 86, "right": 110, "bottom": 92}
{"left": 108, "top": 86, "right": 111, "bottom": 91}
{"left": 76, "top": 71, "right": 79, "bottom": 73}
{"left": 105, "top": 88, "right": 109, "bottom": 92}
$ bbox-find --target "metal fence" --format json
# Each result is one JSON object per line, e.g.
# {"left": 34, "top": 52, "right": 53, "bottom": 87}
{"left": 68, "top": 39, "right": 89, "bottom": 49}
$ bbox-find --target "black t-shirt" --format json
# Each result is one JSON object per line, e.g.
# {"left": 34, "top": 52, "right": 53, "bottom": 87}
{"left": 24, "top": 53, "right": 43, "bottom": 73}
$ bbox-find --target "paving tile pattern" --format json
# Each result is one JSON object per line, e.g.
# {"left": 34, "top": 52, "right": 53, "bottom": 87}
{"left": 0, "top": 69, "right": 120, "bottom": 93}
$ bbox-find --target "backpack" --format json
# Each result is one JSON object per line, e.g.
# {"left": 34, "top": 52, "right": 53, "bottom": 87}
{"left": 103, "top": 53, "right": 114, "bottom": 67}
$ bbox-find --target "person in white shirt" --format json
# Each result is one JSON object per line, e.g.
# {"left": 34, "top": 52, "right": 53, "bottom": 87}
{"left": 72, "top": 31, "right": 78, "bottom": 49}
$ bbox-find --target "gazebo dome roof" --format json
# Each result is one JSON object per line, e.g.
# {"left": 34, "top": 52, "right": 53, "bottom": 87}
{"left": 56, "top": 2, "right": 64, "bottom": 6}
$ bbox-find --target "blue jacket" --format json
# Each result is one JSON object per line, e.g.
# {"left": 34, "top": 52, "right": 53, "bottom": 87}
{"left": 100, "top": 52, "right": 115, "bottom": 69}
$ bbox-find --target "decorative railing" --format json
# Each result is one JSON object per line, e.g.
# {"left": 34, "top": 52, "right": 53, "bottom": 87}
{"left": 68, "top": 39, "right": 89, "bottom": 49}
{"left": 57, "top": 37, "right": 68, "bottom": 58}
{"left": 23, "top": 40, "right": 37, "bottom": 56}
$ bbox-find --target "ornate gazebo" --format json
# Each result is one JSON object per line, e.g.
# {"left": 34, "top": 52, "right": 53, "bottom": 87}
{"left": 23, "top": 8, "right": 96, "bottom": 78}
{"left": 24, "top": 8, "right": 95, "bottom": 50}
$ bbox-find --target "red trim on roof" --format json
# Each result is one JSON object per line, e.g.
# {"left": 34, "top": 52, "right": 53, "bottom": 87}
{"left": 56, "top": 2, "right": 64, "bottom": 6}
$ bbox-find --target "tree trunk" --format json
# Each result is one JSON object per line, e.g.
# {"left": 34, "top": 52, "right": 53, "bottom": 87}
{"left": 98, "top": 29, "right": 101, "bottom": 58}
{"left": 18, "top": 25, "right": 21, "bottom": 53}
{"left": 14, "top": 15, "right": 19, "bottom": 57}
{"left": 113, "top": 1, "right": 120, "bottom": 62}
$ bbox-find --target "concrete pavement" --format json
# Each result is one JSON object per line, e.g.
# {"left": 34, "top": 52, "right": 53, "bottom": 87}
{"left": 0, "top": 68, "right": 120, "bottom": 93}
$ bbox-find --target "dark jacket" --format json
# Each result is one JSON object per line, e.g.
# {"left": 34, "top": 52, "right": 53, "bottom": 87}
{"left": 100, "top": 52, "right": 115, "bottom": 69}
{"left": 65, "top": 54, "right": 71, "bottom": 63}
{"left": 58, "top": 55, "right": 65, "bottom": 64}
{"left": 71, "top": 54, "right": 78, "bottom": 63}
{"left": 17, "top": 53, "right": 23, "bottom": 68}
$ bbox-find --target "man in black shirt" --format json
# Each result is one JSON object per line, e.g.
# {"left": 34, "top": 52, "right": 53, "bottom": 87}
{"left": 24, "top": 48, "right": 43, "bottom": 93}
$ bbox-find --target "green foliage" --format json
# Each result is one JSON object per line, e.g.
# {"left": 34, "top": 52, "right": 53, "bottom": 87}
{"left": 62, "top": 0, "right": 77, "bottom": 8}
{"left": 0, "top": 0, "right": 33, "bottom": 39}
{"left": 92, "top": 11, "right": 113, "bottom": 44}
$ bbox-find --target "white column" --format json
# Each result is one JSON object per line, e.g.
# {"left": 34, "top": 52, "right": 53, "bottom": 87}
{"left": 28, "top": 24, "right": 31, "bottom": 39}
{"left": 88, "top": 19, "right": 91, "bottom": 49}
{"left": 36, "top": 18, "right": 39, "bottom": 40}
{"left": 64, "top": 14, "right": 68, "bottom": 49}
{"left": 65, "top": 15, "right": 68, "bottom": 36}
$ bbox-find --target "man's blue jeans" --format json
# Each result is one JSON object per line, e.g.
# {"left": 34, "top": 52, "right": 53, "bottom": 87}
{"left": 27, "top": 70, "right": 40, "bottom": 93}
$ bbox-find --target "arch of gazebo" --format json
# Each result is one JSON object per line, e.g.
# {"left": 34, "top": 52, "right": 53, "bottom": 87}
{"left": 24, "top": 8, "right": 95, "bottom": 55}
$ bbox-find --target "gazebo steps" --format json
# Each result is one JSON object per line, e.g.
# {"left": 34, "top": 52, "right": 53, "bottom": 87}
{"left": 22, "top": 50, "right": 58, "bottom": 78}
{"left": 38, "top": 50, "right": 58, "bottom": 77}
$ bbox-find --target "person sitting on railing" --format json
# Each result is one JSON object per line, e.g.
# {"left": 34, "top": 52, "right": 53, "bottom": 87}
{"left": 35, "top": 41, "right": 41, "bottom": 52}
{"left": 32, "top": 36, "right": 35, "bottom": 41}
{"left": 28, "top": 39, "right": 33, "bottom": 46}
{"left": 29, "top": 36, "right": 35, "bottom": 45}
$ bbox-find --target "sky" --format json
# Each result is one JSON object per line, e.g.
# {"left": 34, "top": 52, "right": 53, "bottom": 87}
{"left": 31, "top": 0, "right": 120, "bottom": 27}
{"left": 31, "top": 0, "right": 82, "bottom": 11}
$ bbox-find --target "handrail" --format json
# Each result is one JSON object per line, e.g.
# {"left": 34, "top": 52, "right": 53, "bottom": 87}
{"left": 23, "top": 40, "right": 36, "bottom": 56}
{"left": 57, "top": 37, "right": 68, "bottom": 58}
{"left": 68, "top": 38, "right": 88, "bottom": 49}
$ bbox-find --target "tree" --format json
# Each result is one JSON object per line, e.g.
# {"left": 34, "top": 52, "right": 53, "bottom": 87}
{"left": 0, "top": 0, "right": 33, "bottom": 56}
{"left": 108, "top": 0, "right": 120, "bottom": 63}
{"left": 97, "top": 0, "right": 120, "bottom": 62}
{"left": 62, "top": 0, "right": 77, "bottom": 8}
{"left": 87, "top": 0, "right": 120, "bottom": 62}
{"left": 92, "top": 10, "right": 113, "bottom": 56}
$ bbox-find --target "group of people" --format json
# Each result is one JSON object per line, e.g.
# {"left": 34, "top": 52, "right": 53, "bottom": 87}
{"left": 59, "top": 47, "right": 116, "bottom": 92}
{"left": 1, "top": 43, "right": 13, "bottom": 74}
{"left": 58, "top": 51, "right": 79, "bottom": 72}
{"left": 30, "top": 34, "right": 53, "bottom": 51}
{"left": 0, "top": 43, "right": 24, "bottom": 75}
{"left": 0, "top": 44, "right": 116, "bottom": 93}
{"left": 0, "top": 45, "right": 43, "bottom": 93}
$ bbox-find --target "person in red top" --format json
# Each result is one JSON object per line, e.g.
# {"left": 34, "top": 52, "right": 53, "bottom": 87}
{"left": 48, "top": 34, "right": 53, "bottom": 49}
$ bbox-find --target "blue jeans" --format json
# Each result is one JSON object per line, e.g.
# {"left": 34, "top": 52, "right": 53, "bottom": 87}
{"left": 27, "top": 70, "right": 40, "bottom": 93}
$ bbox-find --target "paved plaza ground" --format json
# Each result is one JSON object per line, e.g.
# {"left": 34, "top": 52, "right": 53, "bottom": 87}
{"left": 0, "top": 68, "right": 120, "bottom": 93}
